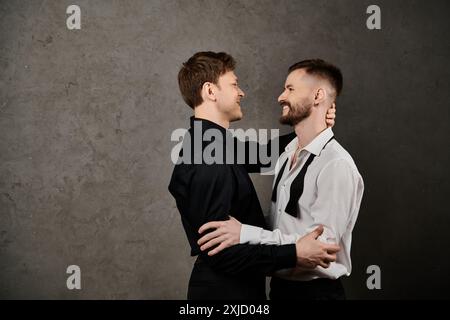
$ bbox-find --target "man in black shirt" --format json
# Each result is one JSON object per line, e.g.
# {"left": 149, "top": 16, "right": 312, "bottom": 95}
{"left": 168, "top": 52, "right": 339, "bottom": 299}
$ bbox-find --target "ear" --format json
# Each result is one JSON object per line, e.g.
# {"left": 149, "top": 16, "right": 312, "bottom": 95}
{"left": 313, "top": 88, "right": 327, "bottom": 106}
{"left": 201, "top": 82, "right": 217, "bottom": 102}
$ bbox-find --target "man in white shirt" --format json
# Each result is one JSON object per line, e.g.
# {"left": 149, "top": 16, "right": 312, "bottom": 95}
{"left": 197, "top": 59, "right": 364, "bottom": 300}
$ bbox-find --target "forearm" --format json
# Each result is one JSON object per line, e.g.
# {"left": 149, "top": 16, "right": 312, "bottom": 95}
{"left": 240, "top": 224, "right": 306, "bottom": 245}
{"left": 199, "top": 243, "right": 297, "bottom": 276}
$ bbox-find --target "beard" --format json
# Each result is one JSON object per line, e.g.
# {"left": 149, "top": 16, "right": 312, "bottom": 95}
{"left": 279, "top": 99, "right": 313, "bottom": 126}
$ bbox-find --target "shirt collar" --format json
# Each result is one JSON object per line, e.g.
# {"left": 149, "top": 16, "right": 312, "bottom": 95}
{"left": 285, "top": 127, "right": 334, "bottom": 156}
{"left": 189, "top": 116, "right": 231, "bottom": 142}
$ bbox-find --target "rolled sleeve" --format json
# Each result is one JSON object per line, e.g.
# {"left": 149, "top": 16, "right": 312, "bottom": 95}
{"left": 240, "top": 224, "right": 263, "bottom": 244}
{"left": 240, "top": 224, "right": 302, "bottom": 245}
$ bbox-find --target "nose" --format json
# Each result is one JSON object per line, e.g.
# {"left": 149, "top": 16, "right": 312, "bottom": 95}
{"left": 278, "top": 91, "right": 286, "bottom": 103}
{"left": 238, "top": 87, "right": 245, "bottom": 98}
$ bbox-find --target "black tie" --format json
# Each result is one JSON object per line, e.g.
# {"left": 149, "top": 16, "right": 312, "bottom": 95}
{"left": 284, "top": 153, "right": 316, "bottom": 217}
{"left": 272, "top": 136, "right": 334, "bottom": 218}
{"left": 271, "top": 158, "right": 288, "bottom": 203}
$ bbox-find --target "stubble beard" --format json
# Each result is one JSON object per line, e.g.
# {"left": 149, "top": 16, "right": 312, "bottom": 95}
{"left": 279, "top": 99, "right": 313, "bottom": 126}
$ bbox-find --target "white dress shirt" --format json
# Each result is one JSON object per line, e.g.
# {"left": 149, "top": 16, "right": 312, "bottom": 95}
{"left": 240, "top": 128, "right": 364, "bottom": 281}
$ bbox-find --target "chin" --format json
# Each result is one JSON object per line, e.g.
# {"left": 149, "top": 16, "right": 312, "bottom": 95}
{"left": 230, "top": 111, "right": 243, "bottom": 122}
{"left": 279, "top": 115, "right": 294, "bottom": 126}
{"left": 230, "top": 115, "right": 243, "bottom": 122}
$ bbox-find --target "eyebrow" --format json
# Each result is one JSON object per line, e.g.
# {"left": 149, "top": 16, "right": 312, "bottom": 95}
{"left": 285, "top": 84, "right": 293, "bottom": 89}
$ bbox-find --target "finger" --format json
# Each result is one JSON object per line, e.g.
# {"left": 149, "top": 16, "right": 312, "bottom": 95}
{"left": 198, "top": 221, "right": 223, "bottom": 234}
{"left": 325, "top": 253, "right": 337, "bottom": 263}
{"left": 197, "top": 229, "right": 222, "bottom": 246}
{"left": 310, "top": 225, "right": 324, "bottom": 239}
{"left": 200, "top": 235, "right": 227, "bottom": 252}
{"left": 325, "top": 244, "right": 341, "bottom": 254}
{"left": 208, "top": 241, "right": 230, "bottom": 256}
{"left": 200, "top": 235, "right": 225, "bottom": 251}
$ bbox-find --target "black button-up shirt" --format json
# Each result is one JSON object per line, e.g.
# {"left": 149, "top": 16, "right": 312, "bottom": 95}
{"left": 168, "top": 117, "right": 296, "bottom": 297}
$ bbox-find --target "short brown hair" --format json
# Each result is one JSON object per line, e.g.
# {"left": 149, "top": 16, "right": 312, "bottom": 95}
{"left": 288, "top": 59, "right": 343, "bottom": 97}
{"left": 178, "top": 51, "right": 236, "bottom": 109}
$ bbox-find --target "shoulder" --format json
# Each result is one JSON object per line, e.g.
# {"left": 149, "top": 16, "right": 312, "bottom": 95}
{"left": 192, "top": 164, "right": 235, "bottom": 183}
{"left": 318, "top": 140, "right": 362, "bottom": 179}
{"left": 323, "top": 140, "right": 358, "bottom": 167}
{"left": 171, "top": 164, "right": 235, "bottom": 192}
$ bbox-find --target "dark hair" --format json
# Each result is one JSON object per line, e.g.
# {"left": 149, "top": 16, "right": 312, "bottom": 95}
{"left": 178, "top": 51, "right": 236, "bottom": 109}
{"left": 288, "top": 59, "right": 343, "bottom": 97}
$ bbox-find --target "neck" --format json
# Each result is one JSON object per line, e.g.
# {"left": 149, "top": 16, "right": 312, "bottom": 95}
{"left": 294, "top": 108, "right": 327, "bottom": 149}
{"left": 194, "top": 103, "right": 229, "bottom": 129}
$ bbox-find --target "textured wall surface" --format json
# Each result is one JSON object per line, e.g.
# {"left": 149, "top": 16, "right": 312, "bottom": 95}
{"left": 0, "top": 0, "right": 449, "bottom": 299}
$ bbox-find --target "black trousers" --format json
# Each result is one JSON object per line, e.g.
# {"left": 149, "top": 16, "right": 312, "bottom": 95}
{"left": 269, "top": 276, "right": 346, "bottom": 300}
{"left": 187, "top": 257, "right": 267, "bottom": 300}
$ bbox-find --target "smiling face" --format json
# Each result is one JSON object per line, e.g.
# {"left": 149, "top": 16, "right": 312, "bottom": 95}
{"left": 215, "top": 71, "right": 245, "bottom": 122}
{"left": 278, "top": 69, "right": 317, "bottom": 126}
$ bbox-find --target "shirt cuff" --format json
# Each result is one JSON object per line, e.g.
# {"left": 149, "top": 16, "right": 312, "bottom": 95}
{"left": 274, "top": 244, "right": 297, "bottom": 269}
{"left": 240, "top": 224, "right": 263, "bottom": 244}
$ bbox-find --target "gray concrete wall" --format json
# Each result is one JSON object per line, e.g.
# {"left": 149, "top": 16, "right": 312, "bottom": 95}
{"left": 0, "top": 0, "right": 449, "bottom": 299}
